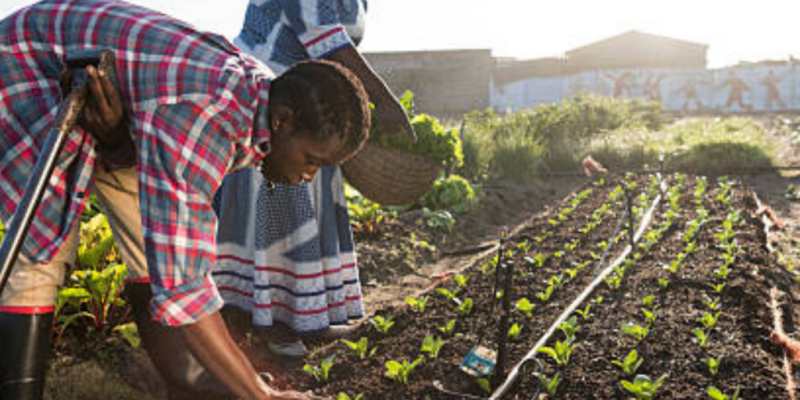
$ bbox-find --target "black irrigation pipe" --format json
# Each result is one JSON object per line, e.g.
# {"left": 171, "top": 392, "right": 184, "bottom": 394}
{"left": 488, "top": 176, "right": 667, "bottom": 400}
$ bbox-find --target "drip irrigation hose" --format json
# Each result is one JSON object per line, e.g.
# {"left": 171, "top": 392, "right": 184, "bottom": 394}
{"left": 488, "top": 177, "right": 667, "bottom": 400}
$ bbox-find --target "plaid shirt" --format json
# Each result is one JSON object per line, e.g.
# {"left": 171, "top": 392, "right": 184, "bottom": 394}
{"left": 236, "top": 0, "right": 367, "bottom": 74}
{"left": 0, "top": 0, "right": 273, "bottom": 326}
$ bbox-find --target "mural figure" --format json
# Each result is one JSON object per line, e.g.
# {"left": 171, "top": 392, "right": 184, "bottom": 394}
{"left": 759, "top": 69, "right": 787, "bottom": 109}
{"left": 644, "top": 73, "right": 666, "bottom": 103}
{"left": 676, "top": 75, "right": 704, "bottom": 112}
{"left": 718, "top": 70, "right": 752, "bottom": 111}
{"left": 603, "top": 71, "right": 635, "bottom": 98}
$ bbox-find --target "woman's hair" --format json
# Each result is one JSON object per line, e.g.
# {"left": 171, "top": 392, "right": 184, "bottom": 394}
{"left": 270, "top": 59, "right": 370, "bottom": 163}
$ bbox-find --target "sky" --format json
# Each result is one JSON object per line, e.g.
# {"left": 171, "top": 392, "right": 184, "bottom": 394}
{"left": 3, "top": 0, "right": 800, "bottom": 68}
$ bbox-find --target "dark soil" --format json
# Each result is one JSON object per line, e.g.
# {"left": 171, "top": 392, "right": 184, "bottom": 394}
{"left": 288, "top": 175, "right": 799, "bottom": 400}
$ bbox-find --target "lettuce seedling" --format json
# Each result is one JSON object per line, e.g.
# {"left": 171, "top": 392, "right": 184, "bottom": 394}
{"left": 420, "top": 335, "right": 445, "bottom": 359}
{"left": 438, "top": 319, "right": 456, "bottom": 336}
{"left": 620, "top": 374, "right": 665, "bottom": 400}
{"left": 558, "top": 316, "right": 578, "bottom": 342}
{"left": 537, "top": 338, "right": 576, "bottom": 365}
{"left": 370, "top": 315, "right": 395, "bottom": 334}
{"left": 340, "top": 337, "right": 376, "bottom": 360}
{"left": 709, "top": 282, "right": 726, "bottom": 294}
{"left": 385, "top": 357, "right": 424, "bottom": 385}
{"left": 622, "top": 322, "right": 649, "bottom": 343}
{"left": 703, "top": 297, "right": 721, "bottom": 311}
{"left": 508, "top": 323, "right": 523, "bottom": 340}
{"left": 658, "top": 278, "right": 670, "bottom": 290}
{"left": 706, "top": 356, "right": 721, "bottom": 376}
{"left": 515, "top": 297, "right": 536, "bottom": 318}
{"left": 457, "top": 298, "right": 473, "bottom": 316}
{"left": 605, "top": 273, "right": 623, "bottom": 290}
{"left": 699, "top": 312, "right": 721, "bottom": 330}
{"left": 611, "top": 349, "right": 644, "bottom": 376}
{"left": 476, "top": 378, "right": 491, "bottom": 394}
{"left": 303, "top": 355, "right": 335, "bottom": 381}
{"left": 436, "top": 288, "right": 460, "bottom": 303}
{"left": 337, "top": 393, "right": 363, "bottom": 400}
{"left": 564, "top": 267, "right": 579, "bottom": 279}
{"left": 453, "top": 273, "right": 471, "bottom": 289}
{"left": 536, "top": 285, "right": 555, "bottom": 303}
{"left": 405, "top": 296, "right": 429, "bottom": 313}
{"left": 535, "top": 372, "right": 562, "bottom": 397}
{"left": 707, "top": 385, "right": 740, "bottom": 400}
{"left": 693, "top": 327, "right": 710, "bottom": 348}
{"left": 574, "top": 303, "right": 592, "bottom": 320}
{"left": 641, "top": 308, "right": 657, "bottom": 326}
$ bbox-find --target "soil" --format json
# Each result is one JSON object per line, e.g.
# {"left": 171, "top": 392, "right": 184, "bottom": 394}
{"left": 288, "top": 175, "right": 800, "bottom": 400}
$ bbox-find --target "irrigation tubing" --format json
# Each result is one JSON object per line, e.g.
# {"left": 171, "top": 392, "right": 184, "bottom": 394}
{"left": 538, "top": 163, "right": 800, "bottom": 179}
{"left": 488, "top": 176, "right": 668, "bottom": 400}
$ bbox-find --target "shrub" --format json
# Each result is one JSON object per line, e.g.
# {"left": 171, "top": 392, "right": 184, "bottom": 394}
{"left": 421, "top": 175, "right": 478, "bottom": 213}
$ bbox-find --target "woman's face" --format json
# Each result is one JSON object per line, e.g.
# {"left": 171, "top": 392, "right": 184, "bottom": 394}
{"left": 261, "top": 106, "right": 345, "bottom": 185}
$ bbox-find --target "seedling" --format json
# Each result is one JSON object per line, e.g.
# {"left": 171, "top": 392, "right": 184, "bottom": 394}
{"left": 704, "top": 297, "right": 721, "bottom": 311}
{"left": 535, "top": 372, "right": 562, "bottom": 397}
{"left": 303, "top": 355, "right": 335, "bottom": 382}
{"left": 693, "top": 327, "right": 710, "bottom": 348}
{"left": 340, "top": 337, "right": 376, "bottom": 360}
{"left": 337, "top": 393, "right": 363, "bottom": 400}
{"left": 605, "top": 273, "right": 623, "bottom": 290}
{"left": 699, "top": 312, "right": 722, "bottom": 330}
{"left": 453, "top": 273, "right": 471, "bottom": 289}
{"left": 643, "top": 295, "right": 656, "bottom": 309}
{"left": 515, "top": 297, "right": 536, "bottom": 318}
{"left": 405, "top": 296, "right": 429, "bottom": 313}
{"left": 508, "top": 323, "right": 523, "bottom": 339}
{"left": 709, "top": 282, "right": 726, "bottom": 294}
{"left": 707, "top": 386, "right": 740, "bottom": 400}
{"left": 706, "top": 356, "right": 721, "bottom": 376}
{"left": 457, "top": 297, "right": 474, "bottom": 316}
{"left": 536, "top": 285, "right": 555, "bottom": 302}
{"left": 622, "top": 322, "right": 649, "bottom": 343}
{"left": 611, "top": 349, "right": 644, "bottom": 376}
{"left": 370, "top": 315, "right": 395, "bottom": 334}
{"left": 537, "top": 338, "right": 576, "bottom": 365}
{"left": 476, "top": 378, "right": 492, "bottom": 394}
{"left": 420, "top": 335, "right": 445, "bottom": 359}
{"left": 438, "top": 319, "right": 456, "bottom": 336}
{"left": 658, "top": 278, "right": 670, "bottom": 290}
{"left": 574, "top": 303, "right": 592, "bottom": 320}
{"left": 620, "top": 374, "right": 665, "bottom": 400}
{"left": 558, "top": 316, "right": 578, "bottom": 342}
{"left": 641, "top": 308, "right": 657, "bottom": 326}
{"left": 436, "top": 288, "right": 460, "bottom": 303}
{"left": 385, "top": 357, "right": 424, "bottom": 385}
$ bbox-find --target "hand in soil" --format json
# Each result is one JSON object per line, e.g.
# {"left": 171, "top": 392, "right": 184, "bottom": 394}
{"left": 266, "top": 388, "right": 332, "bottom": 400}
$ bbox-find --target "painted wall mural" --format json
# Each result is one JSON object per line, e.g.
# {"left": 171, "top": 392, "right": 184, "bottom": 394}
{"left": 491, "top": 64, "right": 800, "bottom": 113}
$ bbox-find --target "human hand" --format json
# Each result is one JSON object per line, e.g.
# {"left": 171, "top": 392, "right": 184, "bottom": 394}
{"left": 373, "top": 97, "right": 416, "bottom": 142}
{"left": 82, "top": 65, "right": 128, "bottom": 145}
{"left": 265, "top": 387, "right": 332, "bottom": 400}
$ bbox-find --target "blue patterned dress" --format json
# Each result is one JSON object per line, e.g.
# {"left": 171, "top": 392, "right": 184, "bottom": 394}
{"left": 213, "top": 0, "right": 367, "bottom": 333}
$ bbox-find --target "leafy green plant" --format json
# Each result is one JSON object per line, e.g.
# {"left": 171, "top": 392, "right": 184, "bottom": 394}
{"left": 620, "top": 374, "right": 666, "bottom": 400}
{"left": 622, "top": 322, "right": 650, "bottom": 343}
{"left": 658, "top": 278, "right": 670, "bottom": 290}
{"left": 707, "top": 386, "right": 740, "bottom": 400}
{"left": 611, "top": 349, "right": 644, "bottom": 376}
{"left": 536, "top": 285, "right": 555, "bottom": 302}
{"left": 303, "top": 355, "right": 335, "bottom": 382}
{"left": 699, "top": 312, "right": 722, "bottom": 330}
{"left": 476, "top": 378, "right": 492, "bottom": 394}
{"left": 457, "top": 297, "right": 474, "bottom": 316}
{"left": 421, "top": 175, "right": 478, "bottom": 213}
{"left": 337, "top": 393, "right": 363, "bottom": 400}
{"left": 537, "top": 338, "right": 576, "bottom": 365}
{"left": 558, "top": 316, "right": 578, "bottom": 342}
{"left": 370, "top": 315, "right": 395, "bottom": 334}
{"left": 515, "top": 297, "right": 536, "bottom": 318}
{"left": 340, "top": 337, "right": 377, "bottom": 360}
{"left": 438, "top": 319, "right": 456, "bottom": 336}
{"left": 706, "top": 356, "right": 721, "bottom": 376}
{"left": 384, "top": 357, "right": 424, "bottom": 385}
{"left": 693, "top": 328, "right": 710, "bottom": 348}
{"left": 453, "top": 273, "right": 471, "bottom": 289}
{"left": 420, "top": 335, "right": 445, "bottom": 359}
{"left": 405, "top": 296, "right": 429, "bottom": 313}
{"left": 60, "top": 263, "right": 128, "bottom": 334}
{"left": 508, "top": 323, "right": 523, "bottom": 340}
{"left": 535, "top": 372, "right": 562, "bottom": 397}
{"left": 420, "top": 208, "right": 455, "bottom": 233}
{"left": 436, "top": 288, "right": 460, "bottom": 302}
{"left": 574, "top": 303, "right": 592, "bottom": 320}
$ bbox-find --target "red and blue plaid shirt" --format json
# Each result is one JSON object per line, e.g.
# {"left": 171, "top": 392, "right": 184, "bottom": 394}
{"left": 0, "top": 0, "right": 273, "bottom": 326}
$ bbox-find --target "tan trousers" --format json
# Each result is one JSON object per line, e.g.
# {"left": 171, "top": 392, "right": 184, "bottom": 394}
{"left": 0, "top": 166, "right": 148, "bottom": 307}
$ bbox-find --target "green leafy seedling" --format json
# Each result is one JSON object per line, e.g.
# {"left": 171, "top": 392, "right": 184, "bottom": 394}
{"left": 620, "top": 374, "right": 666, "bottom": 400}
{"left": 508, "top": 323, "right": 522, "bottom": 340}
{"left": 558, "top": 316, "right": 578, "bottom": 342}
{"left": 385, "top": 357, "right": 424, "bottom": 385}
{"left": 457, "top": 297, "right": 473, "bottom": 316}
{"left": 340, "top": 337, "right": 376, "bottom": 360}
{"left": 336, "top": 393, "right": 363, "bottom": 400}
{"left": 574, "top": 303, "right": 592, "bottom": 320}
{"left": 302, "top": 355, "right": 335, "bottom": 382}
{"left": 537, "top": 338, "right": 576, "bottom": 365}
{"left": 420, "top": 335, "right": 445, "bottom": 359}
{"left": 405, "top": 296, "right": 429, "bottom": 313}
{"left": 611, "top": 349, "right": 644, "bottom": 376}
{"left": 706, "top": 356, "right": 721, "bottom": 376}
{"left": 370, "top": 315, "right": 395, "bottom": 334}
{"left": 622, "top": 322, "right": 650, "bottom": 343}
{"left": 699, "top": 312, "right": 721, "bottom": 330}
{"left": 693, "top": 327, "right": 710, "bottom": 348}
{"left": 438, "top": 319, "right": 456, "bottom": 336}
{"left": 476, "top": 378, "right": 491, "bottom": 394}
{"left": 535, "top": 372, "right": 562, "bottom": 397}
{"left": 515, "top": 297, "right": 536, "bottom": 318}
{"left": 707, "top": 385, "right": 740, "bottom": 400}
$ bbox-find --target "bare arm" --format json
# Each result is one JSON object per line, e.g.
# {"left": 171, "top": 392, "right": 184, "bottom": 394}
{"left": 325, "top": 45, "right": 415, "bottom": 140}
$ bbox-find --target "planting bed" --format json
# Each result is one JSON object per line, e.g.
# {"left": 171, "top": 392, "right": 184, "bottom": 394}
{"left": 289, "top": 174, "right": 798, "bottom": 400}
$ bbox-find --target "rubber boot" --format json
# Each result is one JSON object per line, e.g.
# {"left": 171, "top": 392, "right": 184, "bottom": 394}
{"left": 0, "top": 312, "right": 53, "bottom": 400}
{"left": 124, "top": 283, "right": 236, "bottom": 400}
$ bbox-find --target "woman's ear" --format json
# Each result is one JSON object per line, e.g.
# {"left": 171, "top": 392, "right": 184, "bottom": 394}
{"left": 270, "top": 104, "right": 296, "bottom": 134}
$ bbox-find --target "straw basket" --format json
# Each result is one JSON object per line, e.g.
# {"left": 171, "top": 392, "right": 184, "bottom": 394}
{"left": 342, "top": 142, "right": 442, "bottom": 206}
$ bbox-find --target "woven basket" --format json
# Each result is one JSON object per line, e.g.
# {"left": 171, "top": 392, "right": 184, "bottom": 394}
{"left": 342, "top": 142, "right": 442, "bottom": 206}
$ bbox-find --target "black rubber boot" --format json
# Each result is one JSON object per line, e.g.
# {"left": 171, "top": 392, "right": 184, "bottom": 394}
{"left": 0, "top": 312, "right": 53, "bottom": 400}
{"left": 124, "top": 283, "right": 236, "bottom": 400}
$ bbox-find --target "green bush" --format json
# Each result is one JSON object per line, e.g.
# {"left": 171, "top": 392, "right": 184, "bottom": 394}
{"left": 421, "top": 175, "right": 478, "bottom": 213}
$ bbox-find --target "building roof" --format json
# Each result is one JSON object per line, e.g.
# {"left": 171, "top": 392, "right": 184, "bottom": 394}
{"left": 566, "top": 30, "right": 708, "bottom": 56}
